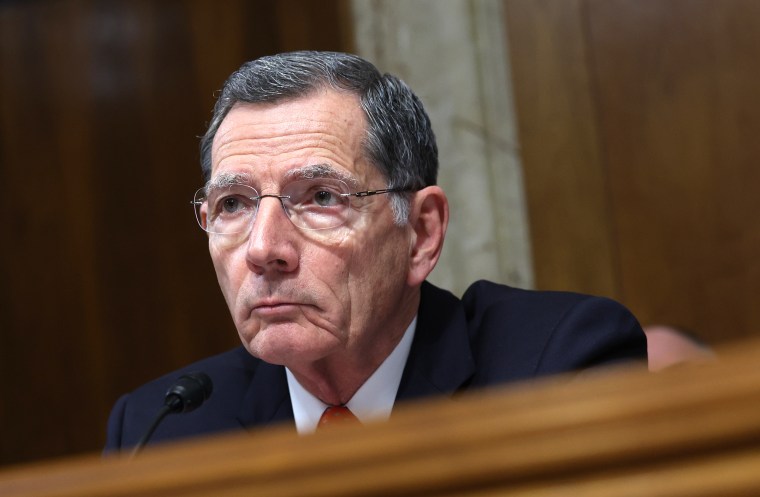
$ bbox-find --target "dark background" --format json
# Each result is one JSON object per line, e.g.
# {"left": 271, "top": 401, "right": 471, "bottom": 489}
{"left": 0, "top": 0, "right": 353, "bottom": 466}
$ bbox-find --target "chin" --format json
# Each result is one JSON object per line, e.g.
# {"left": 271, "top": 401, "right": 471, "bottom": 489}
{"left": 250, "top": 328, "right": 341, "bottom": 367}
{"left": 243, "top": 324, "right": 306, "bottom": 358}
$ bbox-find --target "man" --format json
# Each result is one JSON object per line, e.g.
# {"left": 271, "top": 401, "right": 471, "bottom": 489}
{"left": 106, "top": 51, "right": 646, "bottom": 451}
{"left": 644, "top": 325, "right": 715, "bottom": 371}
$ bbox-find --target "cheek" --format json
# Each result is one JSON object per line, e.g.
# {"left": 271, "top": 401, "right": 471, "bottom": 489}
{"left": 209, "top": 244, "right": 244, "bottom": 308}
{"left": 305, "top": 244, "right": 352, "bottom": 303}
{"left": 346, "top": 230, "right": 409, "bottom": 307}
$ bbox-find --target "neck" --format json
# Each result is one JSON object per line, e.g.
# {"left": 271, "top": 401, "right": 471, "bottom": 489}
{"left": 289, "top": 290, "right": 419, "bottom": 405}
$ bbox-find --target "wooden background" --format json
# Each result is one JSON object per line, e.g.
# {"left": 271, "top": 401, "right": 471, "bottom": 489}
{"left": 1, "top": 0, "right": 759, "bottom": 468}
{"left": 0, "top": 0, "right": 352, "bottom": 466}
{"left": 505, "top": 0, "right": 760, "bottom": 344}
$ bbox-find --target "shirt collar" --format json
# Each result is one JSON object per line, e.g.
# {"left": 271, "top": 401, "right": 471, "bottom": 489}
{"left": 286, "top": 316, "right": 417, "bottom": 434}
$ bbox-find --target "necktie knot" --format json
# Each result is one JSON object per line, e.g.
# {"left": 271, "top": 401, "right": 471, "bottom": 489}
{"left": 318, "top": 405, "right": 360, "bottom": 430}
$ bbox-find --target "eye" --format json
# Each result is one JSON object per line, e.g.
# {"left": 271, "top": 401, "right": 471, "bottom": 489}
{"left": 313, "top": 189, "right": 338, "bottom": 207}
{"left": 284, "top": 179, "right": 349, "bottom": 212}
{"left": 222, "top": 196, "right": 242, "bottom": 213}
{"left": 212, "top": 194, "right": 254, "bottom": 216}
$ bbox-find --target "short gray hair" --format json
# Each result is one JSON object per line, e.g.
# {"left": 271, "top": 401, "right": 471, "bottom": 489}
{"left": 199, "top": 51, "right": 438, "bottom": 224}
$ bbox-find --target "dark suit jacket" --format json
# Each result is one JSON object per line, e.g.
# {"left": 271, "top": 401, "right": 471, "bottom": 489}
{"left": 105, "top": 280, "right": 646, "bottom": 451}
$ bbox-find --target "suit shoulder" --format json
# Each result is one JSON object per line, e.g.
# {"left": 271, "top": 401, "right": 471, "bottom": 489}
{"left": 461, "top": 280, "right": 645, "bottom": 377}
{"left": 105, "top": 346, "right": 263, "bottom": 452}
{"left": 124, "top": 346, "right": 258, "bottom": 402}
{"left": 461, "top": 279, "right": 618, "bottom": 319}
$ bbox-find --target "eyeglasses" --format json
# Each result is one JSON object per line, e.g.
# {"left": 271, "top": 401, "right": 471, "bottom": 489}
{"left": 192, "top": 177, "right": 411, "bottom": 240}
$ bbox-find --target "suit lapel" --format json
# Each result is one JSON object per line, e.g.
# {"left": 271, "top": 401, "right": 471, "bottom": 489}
{"left": 396, "top": 281, "right": 475, "bottom": 402}
{"left": 236, "top": 360, "right": 295, "bottom": 430}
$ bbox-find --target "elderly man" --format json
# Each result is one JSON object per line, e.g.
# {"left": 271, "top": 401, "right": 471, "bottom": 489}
{"left": 106, "top": 51, "right": 646, "bottom": 451}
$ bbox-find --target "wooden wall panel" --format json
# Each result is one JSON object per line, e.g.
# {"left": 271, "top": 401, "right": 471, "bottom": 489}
{"left": 4, "top": 339, "right": 760, "bottom": 496}
{"left": 586, "top": 0, "right": 760, "bottom": 343}
{"left": 503, "top": 0, "right": 620, "bottom": 298}
{"left": 506, "top": 0, "right": 760, "bottom": 344}
{"left": 0, "top": 0, "right": 351, "bottom": 466}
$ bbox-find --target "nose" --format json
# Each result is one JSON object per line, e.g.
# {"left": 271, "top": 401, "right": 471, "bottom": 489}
{"left": 244, "top": 196, "right": 299, "bottom": 275}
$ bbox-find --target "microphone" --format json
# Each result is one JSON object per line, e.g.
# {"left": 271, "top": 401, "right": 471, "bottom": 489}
{"left": 130, "top": 372, "right": 213, "bottom": 457}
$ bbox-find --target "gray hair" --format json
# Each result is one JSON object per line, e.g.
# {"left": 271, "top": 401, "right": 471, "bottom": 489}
{"left": 199, "top": 51, "right": 438, "bottom": 224}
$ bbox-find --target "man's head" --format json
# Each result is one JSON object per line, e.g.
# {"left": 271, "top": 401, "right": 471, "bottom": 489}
{"left": 200, "top": 51, "right": 438, "bottom": 225}
{"left": 197, "top": 52, "right": 448, "bottom": 390}
{"left": 644, "top": 325, "right": 716, "bottom": 371}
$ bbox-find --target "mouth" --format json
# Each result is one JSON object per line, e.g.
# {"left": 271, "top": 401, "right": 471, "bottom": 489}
{"left": 250, "top": 301, "right": 304, "bottom": 319}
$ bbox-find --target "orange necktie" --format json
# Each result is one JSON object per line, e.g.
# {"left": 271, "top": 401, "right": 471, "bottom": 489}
{"left": 317, "top": 405, "right": 360, "bottom": 430}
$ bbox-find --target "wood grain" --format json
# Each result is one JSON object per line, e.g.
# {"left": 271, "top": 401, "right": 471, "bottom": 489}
{"left": 503, "top": 0, "right": 620, "bottom": 298}
{"left": 0, "top": 0, "right": 351, "bottom": 465}
{"left": 1, "top": 339, "right": 759, "bottom": 496}
{"left": 505, "top": 0, "right": 760, "bottom": 343}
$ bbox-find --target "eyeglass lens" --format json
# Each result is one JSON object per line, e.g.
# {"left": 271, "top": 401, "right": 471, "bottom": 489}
{"left": 193, "top": 178, "right": 355, "bottom": 236}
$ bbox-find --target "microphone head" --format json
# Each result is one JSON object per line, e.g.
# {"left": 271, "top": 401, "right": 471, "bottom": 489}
{"left": 164, "top": 372, "right": 213, "bottom": 413}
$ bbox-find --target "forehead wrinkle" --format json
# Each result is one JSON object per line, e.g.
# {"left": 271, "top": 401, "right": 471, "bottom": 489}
{"left": 215, "top": 132, "right": 307, "bottom": 158}
{"left": 213, "top": 131, "right": 351, "bottom": 174}
{"left": 216, "top": 113, "right": 348, "bottom": 149}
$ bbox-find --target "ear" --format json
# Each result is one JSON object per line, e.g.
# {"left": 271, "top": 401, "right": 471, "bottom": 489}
{"left": 407, "top": 186, "right": 449, "bottom": 287}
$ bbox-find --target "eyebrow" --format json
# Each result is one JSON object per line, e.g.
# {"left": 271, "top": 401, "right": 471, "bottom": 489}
{"left": 205, "top": 171, "right": 252, "bottom": 193}
{"left": 283, "top": 164, "right": 359, "bottom": 188}
{"left": 205, "top": 164, "right": 360, "bottom": 194}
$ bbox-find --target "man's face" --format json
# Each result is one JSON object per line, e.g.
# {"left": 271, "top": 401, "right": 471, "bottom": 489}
{"left": 207, "top": 90, "right": 417, "bottom": 372}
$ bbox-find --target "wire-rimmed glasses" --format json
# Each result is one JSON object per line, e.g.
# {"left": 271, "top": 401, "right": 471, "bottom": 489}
{"left": 192, "top": 177, "right": 410, "bottom": 242}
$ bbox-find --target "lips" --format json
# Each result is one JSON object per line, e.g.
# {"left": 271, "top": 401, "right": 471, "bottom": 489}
{"left": 255, "top": 302, "right": 295, "bottom": 310}
{"left": 242, "top": 288, "right": 314, "bottom": 321}
{"left": 253, "top": 297, "right": 298, "bottom": 308}
{"left": 250, "top": 300, "right": 303, "bottom": 319}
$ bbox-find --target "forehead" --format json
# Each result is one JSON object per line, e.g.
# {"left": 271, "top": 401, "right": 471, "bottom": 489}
{"left": 211, "top": 90, "right": 370, "bottom": 182}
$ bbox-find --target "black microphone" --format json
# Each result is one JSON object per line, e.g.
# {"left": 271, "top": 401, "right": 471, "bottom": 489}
{"left": 130, "top": 372, "right": 213, "bottom": 458}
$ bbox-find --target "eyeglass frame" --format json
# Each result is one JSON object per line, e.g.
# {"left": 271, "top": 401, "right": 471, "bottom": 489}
{"left": 190, "top": 179, "right": 415, "bottom": 236}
